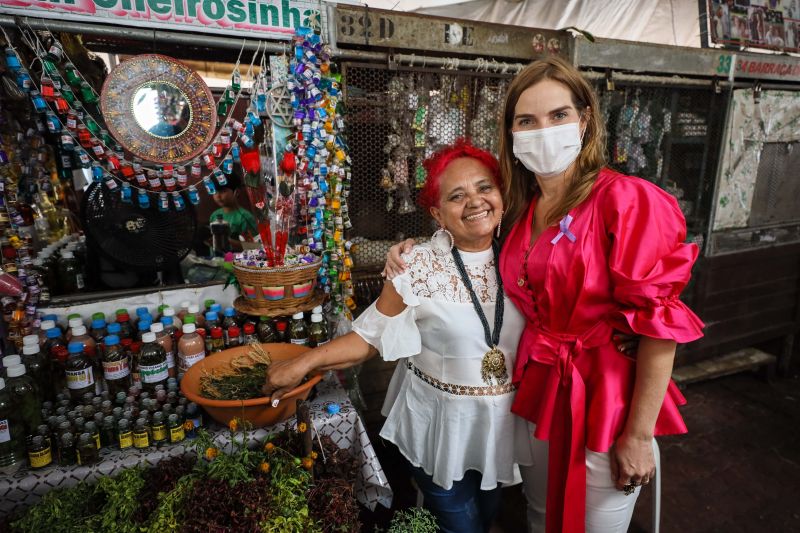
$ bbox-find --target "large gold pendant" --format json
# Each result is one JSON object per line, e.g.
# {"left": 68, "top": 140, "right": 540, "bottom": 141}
{"left": 481, "top": 346, "right": 508, "bottom": 386}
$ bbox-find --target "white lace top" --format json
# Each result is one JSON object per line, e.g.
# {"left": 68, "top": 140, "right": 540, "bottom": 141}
{"left": 352, "top": 243, "right": 533, "bottom": 490}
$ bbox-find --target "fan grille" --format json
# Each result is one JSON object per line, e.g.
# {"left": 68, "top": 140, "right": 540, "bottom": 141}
{"left": 81, "top": 183, "right": 197, "bottom": 271}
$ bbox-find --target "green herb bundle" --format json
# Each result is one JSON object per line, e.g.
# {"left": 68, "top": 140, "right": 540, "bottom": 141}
{"left": 200, "top": 343, "right": 272, "bottom": 400}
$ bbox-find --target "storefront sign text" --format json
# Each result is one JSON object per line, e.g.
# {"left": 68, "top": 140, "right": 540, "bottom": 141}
{"left": 0, "top": 0, "right": 320, "bottom": 40}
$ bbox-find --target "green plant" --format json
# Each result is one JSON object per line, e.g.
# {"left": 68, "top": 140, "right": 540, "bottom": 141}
{"left": 11, "top": 481, "right": 100, "bottom": 532}
{"left": 143, "top": 475, "right": 196, "bottom": 532}
{"left": 386, "top": 507, "right": 439, "bottom": 533}
{"left": 193, "top": 420, "right": 264, "bottom": 486}
{"left": 95, "top": 467, "right": 146, "bottom": 533}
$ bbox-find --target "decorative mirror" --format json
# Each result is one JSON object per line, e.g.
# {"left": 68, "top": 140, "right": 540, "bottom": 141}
{"left": 100, "top": 55, "right": 216, "bottom": 164}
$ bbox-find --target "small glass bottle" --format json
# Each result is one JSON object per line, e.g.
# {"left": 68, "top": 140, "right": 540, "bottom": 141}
{"left": 116, "top": 418, "right": 133, "bottom": 450}
{"left": 101, "top": 416, "right": 115, "bottom": 447}
{"left": 59, "top": 432, "right": 77, "bottom": 466}
{"left": 208, "top": 327, "right": 224, "bottom": 353}
{"left": 275, "top": 319, "right": 289, "bottom": 343}
{"left": 226, "top": 326, "right": 241, "bottom": 349}
{"left": 308, "top": 314, "right": 328, "bottom": 348}
{"left": 132, "top": 418, "right": 149, "bottom": 449}
{"left": 76, "top": 432, "right": 98, "bottom": 465}
{"left": 138, "top": 332, "right": 168, "bottom": 393}
{"left": 115, "top": 310, "right": 135, "bottom": 340}
{"left": 65, "top": 342, "right": 95, "bottom": 401}
{"left": 242, "top": 323, "right": 258, "bottom": 345}
{"left": 167, "top": 414, "right": 184, "bottom": 444}
{"left": 84, "top": 420, "right": 101, "bottom": 451}
{"left": 256, "top": 317, "right": 277, "bottom": 343}
{"left": 28, "top": 435, "right": 52, "bottom": 469}
{"left": 289, "top": 312, "right": 309, "bottom": 346}
{"left": 102, "top": 335, "right": 131, "bottom": 397}
{"left": 150, "top": 412, "right": 167, "bottom": 447}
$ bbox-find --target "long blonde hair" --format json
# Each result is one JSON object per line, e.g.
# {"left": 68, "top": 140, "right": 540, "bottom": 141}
{"left": 498, "top": 56, "right": 607, "bottom": 237}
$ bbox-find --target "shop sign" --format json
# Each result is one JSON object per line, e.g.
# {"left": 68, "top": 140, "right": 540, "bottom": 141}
{"left": 0, "top": 0, "right": 321, "bottom": 40}
{"left": 334, "top": 4, "right": 568, "bottom": 61}
{"left": 716, "top": 53, "right": 800, "bottom": 80}
{"left": 573, "top": 38, "right": 800, "bottom": 83}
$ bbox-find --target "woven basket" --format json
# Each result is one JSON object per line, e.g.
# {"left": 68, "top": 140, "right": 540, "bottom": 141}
{"left": 233, "top": 259, "right": 321, "bottom": 311}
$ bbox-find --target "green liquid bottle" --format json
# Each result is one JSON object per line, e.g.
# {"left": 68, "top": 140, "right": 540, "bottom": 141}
{"left": 0, "top": 377, "right": 26, "bottom": 471}
{"left": 5, "top": 365, "right": 42, "bottom": 437}
{"left": 289, "top": 312, "right": 309, "bottom": 346}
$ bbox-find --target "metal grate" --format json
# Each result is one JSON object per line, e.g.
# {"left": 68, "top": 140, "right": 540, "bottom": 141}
{"left": 340, "top": 64, "right": 724, "bottom": 288}
{"left": 342, "top": 63, "right": 512, "bottom": 271}
{"left": 596, "top": 82, "right": 724, "bottom": 240}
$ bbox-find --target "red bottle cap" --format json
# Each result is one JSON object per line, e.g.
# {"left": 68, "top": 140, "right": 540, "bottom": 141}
{"left": 228, "top": 326, "right": 241, "bottom": 337}
{"left": 276, "top": 321, "right": 287, "bottom": 332}
{"left": 211, "top": 327, "right": 223, "bottom": 339}
{"left": 243, "top": 323, "right": 255, "bottom": 335}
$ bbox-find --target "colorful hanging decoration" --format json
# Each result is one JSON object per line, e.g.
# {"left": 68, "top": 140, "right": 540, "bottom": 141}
{"left": 277, "top": 26, "right": 355, "bottom": 317}
{"left": 0, "top": 42, "right": 61, "bottom": 347}
{"left": 17, "top": 26, "right": 266, "bottom": 212}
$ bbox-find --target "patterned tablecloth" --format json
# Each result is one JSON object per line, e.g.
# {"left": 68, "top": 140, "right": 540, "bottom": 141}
{"left": 0, "top": 374, "right": 393, "bottom": 519}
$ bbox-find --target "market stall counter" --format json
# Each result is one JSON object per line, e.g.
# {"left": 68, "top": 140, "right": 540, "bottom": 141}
{"left": 0, "top": 374, "right": 393, "bottom": 519}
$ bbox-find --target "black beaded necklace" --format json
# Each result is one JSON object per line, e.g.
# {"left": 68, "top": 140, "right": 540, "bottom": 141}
{"left": 451, "top": 240, "right": 509, "bottom": 385}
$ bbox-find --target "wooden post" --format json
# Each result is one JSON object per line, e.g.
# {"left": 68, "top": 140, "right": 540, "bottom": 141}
{"left": 296, "top": 399, "right": 313, "bottom": 458}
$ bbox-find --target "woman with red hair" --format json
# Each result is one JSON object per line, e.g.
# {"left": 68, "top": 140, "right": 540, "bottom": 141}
{"left": 264, "top": 140, "right": 534, "bottom": 533}
{"left": 385, "top": 57, "right": 704, "bottom": 532}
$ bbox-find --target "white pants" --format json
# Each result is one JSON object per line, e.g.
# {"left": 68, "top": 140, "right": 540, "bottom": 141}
{"left": 519, "top": 424, "right": 646, "bottom": 533}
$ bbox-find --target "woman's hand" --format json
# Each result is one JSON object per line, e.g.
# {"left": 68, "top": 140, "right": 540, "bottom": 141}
{"left": 381, "top": 238, "right": 416, "bottom": 279}
{"left": 613, "top": 333, "right": 640, "bottom": 356}
{"left": 262, "top": 358, "right": 311, "bottom": 405}
{"left": 609, "top": 432, "right": 656, "bottom": 491}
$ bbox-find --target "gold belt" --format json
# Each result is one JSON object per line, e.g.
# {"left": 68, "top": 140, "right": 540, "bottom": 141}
{"left": 406, "top": 361, "right": 516, "bottom": 396}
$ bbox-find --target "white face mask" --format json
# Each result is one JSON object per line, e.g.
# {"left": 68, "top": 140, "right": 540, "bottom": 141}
{"left": 512, "top": 122, "right": 583, "bottom": 178}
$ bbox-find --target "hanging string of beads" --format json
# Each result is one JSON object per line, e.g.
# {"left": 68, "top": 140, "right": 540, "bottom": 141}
{"left": 16, "top": 26, "right": 271, "bottom": 211}
{"left": 282, "top": 25, "right": 355, "bottom": 317}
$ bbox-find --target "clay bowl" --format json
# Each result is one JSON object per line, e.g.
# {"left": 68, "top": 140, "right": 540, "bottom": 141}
{"left": 180, "top": 343, "right": 321, "bottom": 427}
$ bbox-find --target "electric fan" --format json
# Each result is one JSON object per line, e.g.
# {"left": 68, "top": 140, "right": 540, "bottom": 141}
{"left": 80, "top": 183, "right": 197, "bottom": 289}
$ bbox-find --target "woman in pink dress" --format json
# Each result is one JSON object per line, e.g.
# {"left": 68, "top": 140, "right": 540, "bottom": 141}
{"left": 386, "top": 56, "right": 704, "bottom": 532}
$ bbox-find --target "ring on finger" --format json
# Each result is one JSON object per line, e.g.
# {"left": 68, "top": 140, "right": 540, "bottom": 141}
{"left": 622, "top": 483, "right": 636, "bottom": 496}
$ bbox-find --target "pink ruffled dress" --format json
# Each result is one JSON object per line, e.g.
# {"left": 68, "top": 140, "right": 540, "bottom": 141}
{"left": 499, "top": 168, "right": 704, "bottom": 533}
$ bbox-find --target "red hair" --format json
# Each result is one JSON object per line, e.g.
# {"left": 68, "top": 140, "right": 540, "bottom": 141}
{"left": 418, "top": 138, "right": 502, "bottom": 211}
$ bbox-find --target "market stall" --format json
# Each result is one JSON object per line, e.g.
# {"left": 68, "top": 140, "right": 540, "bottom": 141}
{"left": 0, "top": 1, "right": 401, "bottom": 529}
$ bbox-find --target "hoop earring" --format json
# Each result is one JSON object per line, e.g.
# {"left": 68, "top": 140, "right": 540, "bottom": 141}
{"left": 431, "top": 226, "right": 454, "bottom": 255}
{"left": 496, "top": 210, "right": 503, "bottom": 239}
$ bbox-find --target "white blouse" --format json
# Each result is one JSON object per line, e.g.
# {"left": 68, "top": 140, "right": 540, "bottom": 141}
{"left": 352, "top": 243, "right": 533, "bottom": 490}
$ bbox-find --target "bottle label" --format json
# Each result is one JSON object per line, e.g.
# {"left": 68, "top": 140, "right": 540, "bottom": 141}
{"left": 290, "top": 338, "right": 308, "bottom": 345}
{"left": 133, "top": 430, "right": 149, "bottom": 448}
{"left": 103, "top": 359, "right": 130, "bottom": 380}
{"left": 179, "top": 349, "right": 205, "bottom": 371}
{"left": 75, "top": 274, "right": 85, "bottom": 290}
{"left": 66, "top": 367, "right": 95, "bottom": 389}
{"left": 152, "top": 424, "right": 167, "bottom": 442}
{"left": 0, "top": 419, "right": 10, "bottom": 443}
{"left": 169, "top": 425, "right": 185, "bottom": 443}
{"left": 166, "top": 351, "right": 175, "bottom": 369}
{"left": 139, "top": 361, "right": 169, "bottom": 383}
{"left": 92, "top": 433, "right": 100, "bottom": 450}
{"left": 118, "top": 431, "right": 133, "bottom": 449}
{"left": 29, "top": 447, "right": 52, "bottom": 468}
